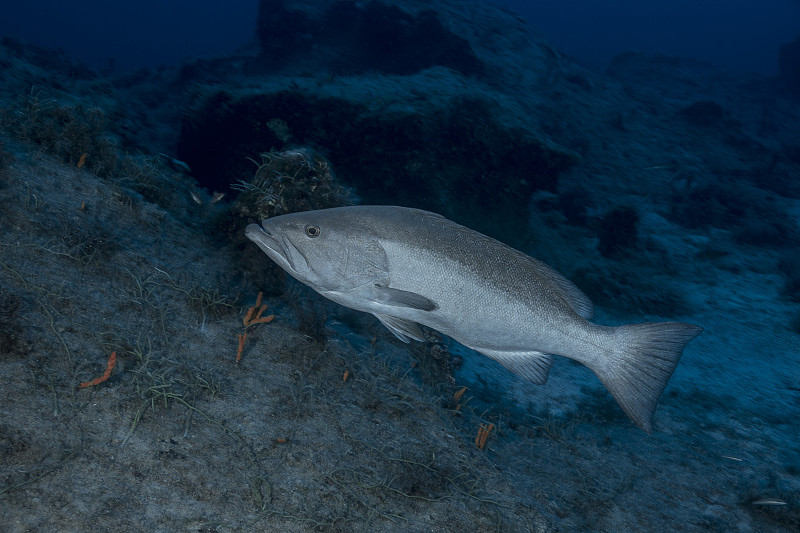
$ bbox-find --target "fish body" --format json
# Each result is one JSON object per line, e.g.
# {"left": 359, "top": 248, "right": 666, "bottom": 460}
{"left": 245, "top": 205, "right": 702, "bottom": 431}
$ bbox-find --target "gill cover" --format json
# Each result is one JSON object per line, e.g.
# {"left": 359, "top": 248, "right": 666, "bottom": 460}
{"left": 316, "top": 232, "right": 391, "bottom": 289}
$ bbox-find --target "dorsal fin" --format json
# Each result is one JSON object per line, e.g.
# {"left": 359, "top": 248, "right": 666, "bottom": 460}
{"left": 545, "top": 270, "right": 594, "bottom": 319}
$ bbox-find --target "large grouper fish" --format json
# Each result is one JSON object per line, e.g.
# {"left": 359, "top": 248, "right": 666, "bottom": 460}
{"left": 245, "top": 205, "right": 702, "bottom": 432}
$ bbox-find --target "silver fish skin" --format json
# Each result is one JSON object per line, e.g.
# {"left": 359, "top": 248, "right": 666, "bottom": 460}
{"left": 245, "top": 205, "right": 702, "bottom": 432}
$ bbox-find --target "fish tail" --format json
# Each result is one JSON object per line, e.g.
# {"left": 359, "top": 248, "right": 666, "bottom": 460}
{"left": 593, "top": 322, "right": 702, "bottom": 432}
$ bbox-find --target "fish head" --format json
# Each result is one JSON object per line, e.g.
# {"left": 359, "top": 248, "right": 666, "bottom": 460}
{"left": 245, "top": 208, "right": 390, "bottom": 293}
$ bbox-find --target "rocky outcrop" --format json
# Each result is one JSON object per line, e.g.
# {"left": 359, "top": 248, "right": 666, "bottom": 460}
{"left": 178, "top": 85, "right": 576, "bottom": 230}
{"left": 256, "top": 0, "right": 483, "bottom": 76}
{"left": 779, "top": 33, "right": 800, "bottom": 96}
{"left": 176, "top": 0, "right": 580, "bottom": 235}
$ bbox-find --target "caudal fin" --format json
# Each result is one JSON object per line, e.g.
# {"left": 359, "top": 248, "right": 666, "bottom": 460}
{"left": 593, "top": 322, "right": 702, "bottom": 432}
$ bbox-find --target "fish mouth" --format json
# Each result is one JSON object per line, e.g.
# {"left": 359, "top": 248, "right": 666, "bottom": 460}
{"left": 245, "top": 223, "right": 309, "bottom": 274}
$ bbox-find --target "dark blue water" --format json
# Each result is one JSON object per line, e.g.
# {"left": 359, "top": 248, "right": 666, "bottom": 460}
{"left": 2, "top": 0, "right": 798, "bottom": 74}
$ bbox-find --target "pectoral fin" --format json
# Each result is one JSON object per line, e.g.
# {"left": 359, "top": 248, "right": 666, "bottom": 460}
{"left": 372, "top": 285, "right": 437, "bottom": 311}
{"left": 373, "top": 313, "right": 426, "bottom": 343}
{"left": 475, "top": 347, "right": 554, "bottom": 385}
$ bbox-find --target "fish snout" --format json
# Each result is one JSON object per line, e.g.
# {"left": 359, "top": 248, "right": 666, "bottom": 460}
{"left": 245, "top": 223, "right": 274, "bottom": 245}
{"left": 245, "top": 222, "right": 309, "bottom": 275}
{"left": 245, "top": 223, "right": 284, "bottom": 261}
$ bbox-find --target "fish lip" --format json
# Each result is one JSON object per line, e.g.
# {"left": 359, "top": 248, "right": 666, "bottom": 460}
{"left": 244, "top": 222, "right": 309, "bottom": 274}
{"left": 245, "top": 223, "right": 291, "bottom": 269}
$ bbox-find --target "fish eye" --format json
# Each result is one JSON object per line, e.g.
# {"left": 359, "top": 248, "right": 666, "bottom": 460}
{"left": 304, "top": 224, "right": 320, "bottom": 238}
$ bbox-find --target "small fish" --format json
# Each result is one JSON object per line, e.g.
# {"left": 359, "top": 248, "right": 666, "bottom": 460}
{"left": 751, "top": 498, "right": 787, "bottom": 506}
{"left": 245, "top": 206, "right": 702, "bottom": 432}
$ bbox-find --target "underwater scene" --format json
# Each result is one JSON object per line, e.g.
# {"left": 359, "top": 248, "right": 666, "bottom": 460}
{"left": 0, "top": 1, "right": 799, "bottom": 531}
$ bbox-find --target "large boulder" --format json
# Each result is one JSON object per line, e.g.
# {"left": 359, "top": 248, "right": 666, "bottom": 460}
{"left": 779, "top": 33, "right": 800, "bottom": 96}
{"left": 256, "top": 0, "right": 483, "bottom": 76}
{"left": 177, "top": 84, "right": 576, "bottom": 232}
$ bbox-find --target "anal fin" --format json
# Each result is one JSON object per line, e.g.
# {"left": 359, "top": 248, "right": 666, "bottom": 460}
{"left": 373, "top": 313, "right": 425, "bottom": 343}
{"left": 475, "top": 347, "right": 554, "bottom": 385}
